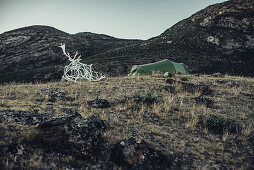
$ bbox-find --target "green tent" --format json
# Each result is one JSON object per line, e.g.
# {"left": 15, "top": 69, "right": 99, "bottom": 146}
{"left": 129, "top": 59, "right": 189, "bottom": 76}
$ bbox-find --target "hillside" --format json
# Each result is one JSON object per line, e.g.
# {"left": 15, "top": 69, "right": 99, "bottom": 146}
{"left": 88, "top": 0, "right": 254, "bottom": 76}
{"left": 0, "top": 25, "right": 142, "bottom": 83}
{"left": 1, "top": 0, "right": 254, "bottom": 83}
{"left": 0, "top": 74, "right": 253, "bottom": 169}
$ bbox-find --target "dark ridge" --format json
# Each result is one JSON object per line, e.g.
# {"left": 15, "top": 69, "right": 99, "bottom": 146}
{"left": 0, "top": 0, "right": 254, "bottom": 83}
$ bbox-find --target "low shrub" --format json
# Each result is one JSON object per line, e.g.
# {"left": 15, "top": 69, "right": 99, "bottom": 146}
{"left": 198, "top": 113, "right": 240, "bottom": 134}
{"left": 133, "top": 91, "right": 163, "bottom": 105}
{"left": 121, "top": 91, "right": 163, "bottom": 107}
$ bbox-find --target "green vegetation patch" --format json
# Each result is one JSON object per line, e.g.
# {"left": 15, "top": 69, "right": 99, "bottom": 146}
{"left": 121, "top": 91, "right": 163, "bottom": 106}
{"left": 198, "top": 113, "right": 241, "bottom": 134}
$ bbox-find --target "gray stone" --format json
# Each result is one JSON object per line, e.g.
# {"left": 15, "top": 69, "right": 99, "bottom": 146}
{"left": 111, "top": 137, "right": 174, "bottom": 169}
{"left": 38, "top": 113, "right": 106, "bottom": 160}
{"left": 87, "top": 96, "right": 110, "bottom": 108}
{"left": 211, "top": 73, "right": 225, "bottom": 78}
{"left": 163, "top": 72, "right": 172, "bottom": 78}
{"left": 0, "top": 109, "right": 106, "bottom": 162}
{"left": 215, "top": 79, "right": 228, "bottom": 84}
{"left": 181, "top": 82, "right": 213, "bottom": 95}
{"left": 38, "top": 88, "right": 74, "bottom": 102}
{"left": 165, "top": 78, "right": 177, "bottom": 84}
{"left": 165, "top": 86, "right": 177, "bottom": 94}
{"left": 194, "top": 96, "right": 214, "bottom": 108}
{"left": 0, "top": 110, "right": 43, "bottom": 125}
{"left": 181, "top": 77, "right": 188, "bottom": 81}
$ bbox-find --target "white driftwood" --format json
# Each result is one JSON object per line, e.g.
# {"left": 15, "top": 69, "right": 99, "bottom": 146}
{"left": 59, "top": 43, "right": 105, "bottom": 82}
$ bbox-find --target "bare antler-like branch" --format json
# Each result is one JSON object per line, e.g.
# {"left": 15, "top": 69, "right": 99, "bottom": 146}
{"left": 59, "top": 43, "right": 106, "bottom": 82}
{"left": 58, "top": 43, "right": 72, "bottom": 61}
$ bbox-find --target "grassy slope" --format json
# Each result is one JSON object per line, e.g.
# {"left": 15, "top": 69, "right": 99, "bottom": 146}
{"left": 0, "top": 74, "right": 254, "bottom": 168}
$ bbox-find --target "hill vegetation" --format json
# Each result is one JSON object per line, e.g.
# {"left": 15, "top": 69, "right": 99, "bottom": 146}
{"left": 91, "top": 0, "right": 254, "bottom": 77}
{"left": 0, "top": 26, "right": 142, "bottom": 83}
{"left": 0, "top": 0, "right": 254, "bottom": 83}
{"left": 0, "top": 74, "right": 253, "bottom": 169}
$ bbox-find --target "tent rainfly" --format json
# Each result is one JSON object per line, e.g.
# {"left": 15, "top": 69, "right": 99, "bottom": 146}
{"left": 129, "top": 59, "right": 189, "bottom": 76}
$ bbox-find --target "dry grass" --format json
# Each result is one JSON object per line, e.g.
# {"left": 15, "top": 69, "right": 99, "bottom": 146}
{"left": 0, "top": 74, "right": 253, "bottom": 168}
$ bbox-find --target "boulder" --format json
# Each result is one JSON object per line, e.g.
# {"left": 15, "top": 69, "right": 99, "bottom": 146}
{"left": 111, "top": 137, "right": 174, "bottom": 169}
{"left": 39, "top": 88, "right": 66, "bottom": 102}
{"left": 87, "top": 96, "right": 110, "bottom": 108}
{"left": 165, "top": 86, "right": 177, "bottom": 94}
{"left": 38, "top": 88, "right": 74, "bottom": 102}
{"left": 211, "top": 73, "right": 225, "bottom": 78}
{"left": 40, "top": 88, "right": 66, "bottom": 96}
{"left": 165, "top": 78, "right": 177, "bottom": 84}
{"left": 194, "top": 96, "right": 214, "bottom": 108}
{"left": 248, "top": 131, "right": 254, "bottom": 152}
{"left": 38, "top": 114, "right": 106, "bottom": 160}
{"left": 0, "top": 110, "right": 43, "bottom": 125}
{"left": 215, "top": 79, "right": 228, "bottom": 84}
{"left": 181, "top": 82, "right": 213, "bottom": 95}
{"left": 181, "top": 77, "right": 188, "bottom": 81}
{"left": 0, "top": 109, "right": 106, "bottom": 163}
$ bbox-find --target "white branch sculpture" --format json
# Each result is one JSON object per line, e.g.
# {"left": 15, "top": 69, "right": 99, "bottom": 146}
{"left": 59, "top": 43, "right": 106, "bottom": 82}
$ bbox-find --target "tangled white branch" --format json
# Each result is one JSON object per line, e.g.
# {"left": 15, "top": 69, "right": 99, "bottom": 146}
{"left": 59, "top": 43, "right": 105, "bottom": 82}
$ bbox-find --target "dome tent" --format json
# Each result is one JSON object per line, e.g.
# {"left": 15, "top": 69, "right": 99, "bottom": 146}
{"left": 129, "top": 59, "right": 188, "bottom": 76}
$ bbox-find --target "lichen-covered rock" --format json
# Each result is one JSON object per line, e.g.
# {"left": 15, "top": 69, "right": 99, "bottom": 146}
{"left": 0, "top": 109, "right": 106, "bottom": 164}
{"left": 87, "top": 96, "right": 110, "bottom": 108}
{"left": 165, "top": 78, "right": 177, "bottom": 84}
{"left": 215, "top": 79, "right": 228, "bottom": 84}
{"left": 38, "top": 88, "right": 74, "bottom": 102}
{"left": 40, "top": 88, "right": 66, "bottom": 96}
{"left": 194, "top": 96, "right": 214, "bottom": 108}
{"left": 0, "top": 110, "right": 43, "bottom": 125}
{"left": 165, "top": 86, "right": 177, "bottom": 94}
{"left": 180, "top": 77, "right": 188, "bottom": 81}
{"left": 39, "top": 88, "right": 67, "bottom": 102}
{"left": 181, "top": 82, "right": 213, "bottom": 95}
{"left": 111, "top": 137, "right": 174, "bottom": 169}
{"left": 248, "top": 131, "right": 254, "bottom": 154}
{"left": 210, "top": 73, "right": 225, "bottom": 78}
{"left": 38, "top": 114, "right": 106, "bottom": 160}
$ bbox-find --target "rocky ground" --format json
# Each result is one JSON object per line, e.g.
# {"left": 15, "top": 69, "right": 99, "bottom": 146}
{"left": 0, "top": 73, "right": 253, "bottom": 169}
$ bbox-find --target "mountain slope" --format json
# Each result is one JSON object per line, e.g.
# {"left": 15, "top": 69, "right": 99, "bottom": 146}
{"left": 1, "top": 0, "right": 254, "bottom": 83}
{"left": 0, "top": 25, "right": 142, "bottom": 83}
{"left": 88, "top": 0, "right": 254, "bottom": 76}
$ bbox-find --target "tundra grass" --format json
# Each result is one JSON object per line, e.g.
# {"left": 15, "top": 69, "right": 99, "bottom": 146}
{"left": 0, "top": 74, "right": 253, "bottom": 169}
